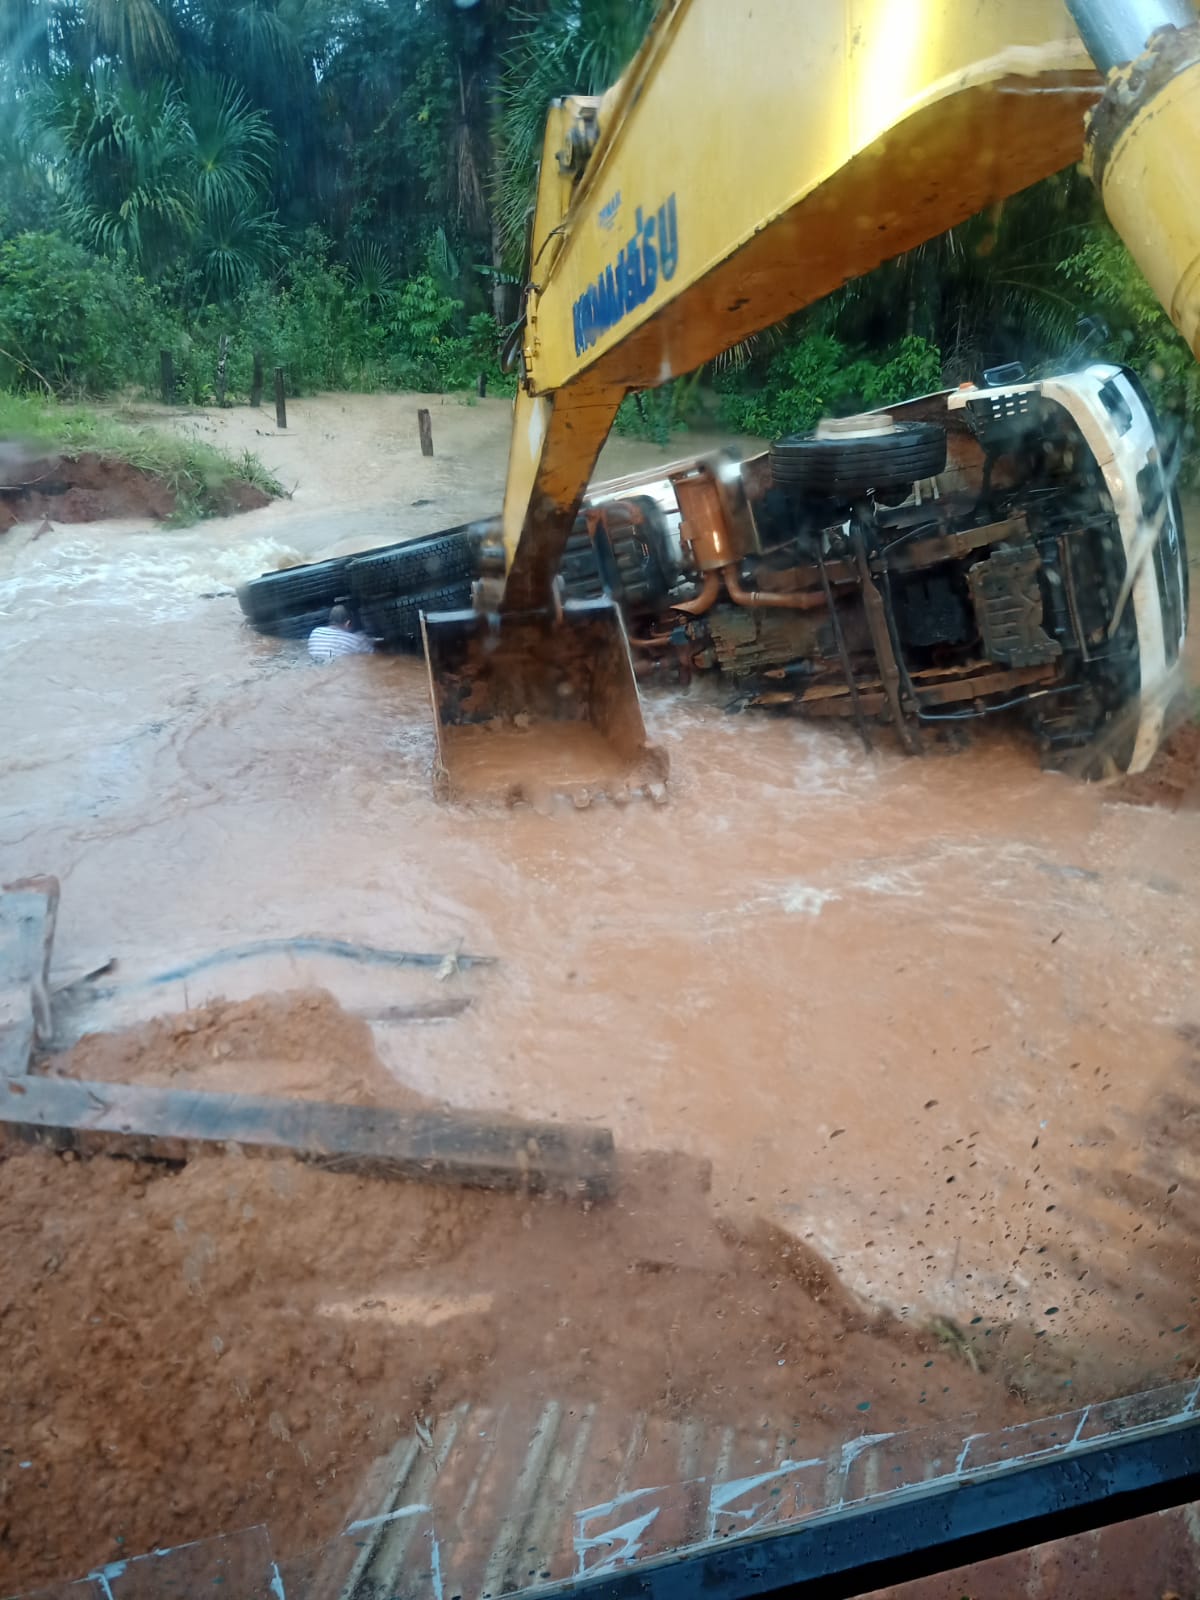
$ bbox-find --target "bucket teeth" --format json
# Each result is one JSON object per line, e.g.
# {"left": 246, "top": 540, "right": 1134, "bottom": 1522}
{"left": 422, "top": 597, "right": 668, "bottom": 803}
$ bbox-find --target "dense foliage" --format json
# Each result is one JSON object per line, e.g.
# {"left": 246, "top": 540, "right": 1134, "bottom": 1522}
{"left": 1064, "top": 226, "right": 1200, "bottom": 468}
{"left": 0, "top": 0, "right": 1196, "bottom": 461}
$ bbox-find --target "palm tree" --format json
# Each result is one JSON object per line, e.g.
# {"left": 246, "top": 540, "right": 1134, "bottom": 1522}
{"left": 183, "top": 74, "right": 274, "bottom": 219}
{"left": 44, "top": 68, "right": 194, "bottom": 264}
{"left": 493, "top": 0, "right": 657, "bottom": 269}
{"left": 35, "top": 67, "right": 279, "bottom": 293}
{"left": 192, "top": 195, "right": 281, "bottom": 295}
{"left": 185, "top": 0, "right": 330, "bottom": 225}
{"left": 183, "top": 74, "right": 280, "bottom": 292}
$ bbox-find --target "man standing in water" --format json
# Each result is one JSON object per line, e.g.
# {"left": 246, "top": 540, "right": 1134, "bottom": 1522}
{"left": 307, "top": 604, "right": 375, "bottom": 663}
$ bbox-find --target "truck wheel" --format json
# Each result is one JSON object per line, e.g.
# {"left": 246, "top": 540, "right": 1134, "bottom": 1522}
{"left": 559, "top": 498, "right": 670, "bottom": 610}
{"left": 236, "top": 557, "right": 350, "bottom": 623}
{"left": 359, "top": 580, "right": 474, "bottom": 651}
{"left": 771, "top": 418, "right": 946, "bottom": 497}
{"left": 347, "top": 529, "right": 475, "bottom": 601}
{"left": 559, "top": 522, "right": 606, "bottom": 601}
{"left": 604, "top": 498, "right": 670, "bottom": 608}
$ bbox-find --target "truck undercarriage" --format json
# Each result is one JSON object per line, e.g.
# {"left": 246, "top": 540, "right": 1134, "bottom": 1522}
{"left": 519, "top": 362, "right": 1188, "bottom": 774}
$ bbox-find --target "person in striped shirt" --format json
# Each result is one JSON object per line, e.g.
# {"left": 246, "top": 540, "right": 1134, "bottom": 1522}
{"left": 307, "top": 604, "right": 375, "bottom": 662}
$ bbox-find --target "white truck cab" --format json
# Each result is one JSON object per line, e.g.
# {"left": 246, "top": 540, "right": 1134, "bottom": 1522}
{"left": 949, "top": 363, "right": 1187, "bottom": 771}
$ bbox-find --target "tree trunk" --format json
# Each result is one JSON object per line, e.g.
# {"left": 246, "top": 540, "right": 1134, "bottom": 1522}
{"left": 490, "top": 210, "right": 518, "bottom": 325}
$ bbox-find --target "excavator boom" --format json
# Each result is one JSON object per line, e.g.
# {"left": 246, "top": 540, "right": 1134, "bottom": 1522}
{"left": 424, "top": 0, "right": 1200, "bottom": 799}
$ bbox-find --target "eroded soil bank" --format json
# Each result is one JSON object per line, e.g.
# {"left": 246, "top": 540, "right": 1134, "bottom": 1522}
{"left": 0, "top": 449, "right": 270, "bottom": 530}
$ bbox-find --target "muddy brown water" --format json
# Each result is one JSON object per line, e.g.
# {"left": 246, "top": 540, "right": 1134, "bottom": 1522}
{"left": 1, "top": 394, "right": 1199, "bottom": 1585}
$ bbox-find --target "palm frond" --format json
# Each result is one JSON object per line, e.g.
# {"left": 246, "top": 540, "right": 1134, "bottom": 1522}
{"left": 425, "top": 224, "right": 461, "bottom": 294}
{"left": 227, "top": 3, "right": 305, "bottom": 73}
{"left": 86, "top": 0, "right": 177, "bottom": 67}
{"left": 493, "top": 0, "right": 657, "bottom": 267}
{"left": 711, "top": 325, "right": 787, "bottom": 375}
{"left": 195, "top": 0, "right": 307, "bottom": 88}
{"left": 347, "top": 239, "right": 396, "bottom": 306}
{"left": 183, "top": 74, "right": 275, "bottom": 215}
{"left": 192, "top": 197, "right": 281, "bottom": 296}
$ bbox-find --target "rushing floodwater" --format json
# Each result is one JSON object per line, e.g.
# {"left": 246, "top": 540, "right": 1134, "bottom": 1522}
{"left": 2, "top": 394, "right": 1198, "bottom": 1400}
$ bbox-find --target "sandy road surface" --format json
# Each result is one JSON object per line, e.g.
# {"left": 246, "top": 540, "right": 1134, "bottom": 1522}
{"left": 0, "top": 392, "right": 1198, "bottom": 1583}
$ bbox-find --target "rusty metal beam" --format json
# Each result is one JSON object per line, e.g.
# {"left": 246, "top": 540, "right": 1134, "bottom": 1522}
{"left": 850, "top": 523, "right": 919, "bottom": 752}
{"left": 1, "top": 1077, "right": 616, "bottom": 1201}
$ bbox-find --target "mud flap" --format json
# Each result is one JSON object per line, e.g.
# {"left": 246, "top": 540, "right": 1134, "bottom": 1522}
{"left": 421, "top": 597, "right": 668, "bottom": 803}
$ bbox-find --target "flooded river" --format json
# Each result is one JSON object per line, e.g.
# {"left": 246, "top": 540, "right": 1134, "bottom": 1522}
{"left": 2, "top": 392, "right": 1198, "bottom": 1403}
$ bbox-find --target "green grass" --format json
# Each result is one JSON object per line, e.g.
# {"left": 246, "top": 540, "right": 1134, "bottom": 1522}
{"left": 0, "top": 390, "right": 282, "bottom": 524}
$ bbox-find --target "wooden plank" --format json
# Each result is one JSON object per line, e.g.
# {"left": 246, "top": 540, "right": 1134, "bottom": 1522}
{"left": 417, "top": 407, "right": 434, "bottom": 456}
{"left": 0, "top": 1076, "right": 616, "bottom": 1201}
{"left": 215, "top": 332, "right": 229, "bottom": 407}
{"left": 0, "top": 877, "right": 59, "bottom": 1077}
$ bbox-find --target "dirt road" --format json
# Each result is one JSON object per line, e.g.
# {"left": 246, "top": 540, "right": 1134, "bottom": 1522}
{"left": 0, "top": 392, "right": 1198, "bottom": 1585}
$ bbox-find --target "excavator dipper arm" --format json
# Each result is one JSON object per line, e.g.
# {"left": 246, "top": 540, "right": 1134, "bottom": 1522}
{"left": 500, "top": 0, "right": 1104, "bottom": 607}
{"left": 424, "top": 0, "right": 1200, "bottom": 799}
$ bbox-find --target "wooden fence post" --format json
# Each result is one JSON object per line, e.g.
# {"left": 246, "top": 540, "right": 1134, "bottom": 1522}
{"left": 274, "top": 366, "right": 287, "bottom": 430}
{"left": 477, "top": 371, "right": 487, "bottom": 399}
{"left": 417, "top": 407, "right": 433, "bottom": 457}
{"left": 215, "top": 334, "right": 229, "bottom": 408}
{"left": 250, "top": 352, "right": 264, "bottom": 409}
{"left": 160, "top": 350, "right": 174, "bottom": 406}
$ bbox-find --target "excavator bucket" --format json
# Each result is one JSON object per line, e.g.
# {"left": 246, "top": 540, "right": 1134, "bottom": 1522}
{"left": 421, "top": 597, "right": 667, "bottom": 803}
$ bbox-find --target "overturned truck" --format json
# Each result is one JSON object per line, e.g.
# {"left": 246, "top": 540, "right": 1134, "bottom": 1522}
{"left": 238, "top": 363, "right": 1188, "bottom": 775}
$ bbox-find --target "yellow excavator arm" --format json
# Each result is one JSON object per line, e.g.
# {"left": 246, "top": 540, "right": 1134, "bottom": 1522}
{"left": 424, "top": 0, "right": 1200, "bottom": 798}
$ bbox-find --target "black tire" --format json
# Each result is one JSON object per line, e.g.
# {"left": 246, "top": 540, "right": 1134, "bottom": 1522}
{"left": 250, "top": 606, "right": 332, "bottom": 641}
{"left": 347, "top": 529, "right": 474, "bottom": 601}
{"left": 559, "top": 519, "right": 605, "bottom": 601}
{"left": 236, "top": 558, "right": 350, "bottom": 623}
{"left": 604, "top": 498, "right": 669, "bottom": 607}
{"left": 359, "top": 580, "right": 474, "bottom": 650}
{"left": 770, "top": 422, "right": 946, "bottom": 497}
{"left": 559, "top": 499, "right": 669, "bottom": 609}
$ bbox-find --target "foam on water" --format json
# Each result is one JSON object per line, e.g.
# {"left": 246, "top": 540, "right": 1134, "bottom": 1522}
{"left": 0, "top": 529, "right": 307, "bottom": 629}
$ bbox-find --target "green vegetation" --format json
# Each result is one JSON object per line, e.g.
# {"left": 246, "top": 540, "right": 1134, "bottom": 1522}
{"left": 0, "top": 1, "right": 1196, "bottom": 465}
{"left": 714, "top": 334, "right": 944, "bottom": 441}
{"left": 0, "top": 231, "right": 162, "bottom": 394}
{"left": 1064, "top": 226, "right": 1200, "bottom": 462}
{"left": 0, "top": 389, "right": 281, "bottom": 522}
